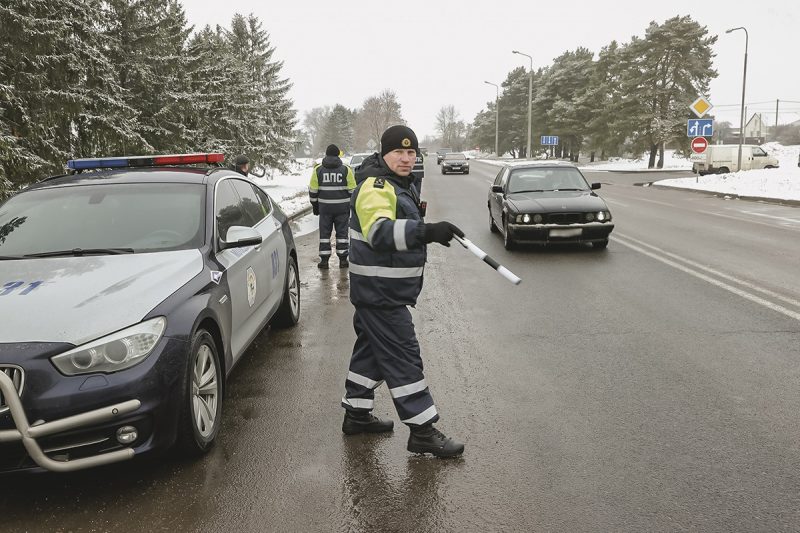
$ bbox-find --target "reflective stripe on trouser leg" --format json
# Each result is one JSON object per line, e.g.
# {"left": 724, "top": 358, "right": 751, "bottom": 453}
{"left": 352, "top": 306, "right": 438, "bottom": 426}
{"left": 333, "top": 212, "right": 349, "bottom": 258}
{"left": 319, "top": 213, "right": 334, "bottom": 257}
{"left": 343, "top": 311, "right": 384, "bottom": 412}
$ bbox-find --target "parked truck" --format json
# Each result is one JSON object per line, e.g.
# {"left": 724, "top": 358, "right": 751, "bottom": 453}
{"left": 692, "top": 144, "right": 780, "bottom": 175}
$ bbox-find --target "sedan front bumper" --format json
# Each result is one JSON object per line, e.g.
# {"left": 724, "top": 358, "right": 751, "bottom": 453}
{"left": 508, "top": 222, "right": 614, "bottom": 244}
{"left": 0, "top": 371, "right": 140, "bottom": 472}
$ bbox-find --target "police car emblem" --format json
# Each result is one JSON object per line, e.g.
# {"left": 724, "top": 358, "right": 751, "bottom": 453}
{"left": 246, "top": 267, "right": 257, "bottom": 307}
{"left": 210, "top": 271, "right": 223, "bottom": 284}
{"left": 401, "top": 138, "right": 411, "bottom": 148}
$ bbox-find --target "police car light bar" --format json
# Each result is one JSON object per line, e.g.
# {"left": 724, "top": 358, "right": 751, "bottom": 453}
{"left": 67, "top": 153, "right": 225, "bottom": 170}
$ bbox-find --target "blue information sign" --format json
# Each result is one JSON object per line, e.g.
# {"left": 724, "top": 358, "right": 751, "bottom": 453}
{"left": 687, "top": 119, "right": 713, "bottom": 137}
{"left": 540, "top": 135, "right": 559, "bottom": 146}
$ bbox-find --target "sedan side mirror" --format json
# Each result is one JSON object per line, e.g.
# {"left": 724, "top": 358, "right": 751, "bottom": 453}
{"left": 591, "top": 182, "right": 601, "bottom": 190}
{"left": 491, "top": 185, "right": 504, "bottom": 194}
{"left": 219, "top": 225, "right": 262, "bottom": 251}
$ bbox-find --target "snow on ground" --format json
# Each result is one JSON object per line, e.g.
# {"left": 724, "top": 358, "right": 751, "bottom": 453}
{"left": 656, "top": 144, "right": 800, "bottom": 202}
{"left": 250, "top": 158, "right": 313, "bottom": 218}
{"left": 579, "top": 149, "right": 692, "bottom": 171}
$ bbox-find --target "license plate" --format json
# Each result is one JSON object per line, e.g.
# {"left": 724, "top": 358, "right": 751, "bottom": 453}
{"left": 549, "top": 228, "right": 582, "bottom": 237}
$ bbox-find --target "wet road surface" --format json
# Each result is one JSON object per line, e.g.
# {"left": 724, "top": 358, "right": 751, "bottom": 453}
{"left": 2, "top": 159, "right": 800, "bottom": 532}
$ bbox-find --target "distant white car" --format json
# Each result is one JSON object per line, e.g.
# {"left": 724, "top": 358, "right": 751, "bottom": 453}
{"left": 347, "top": 153, "right": 372, "bottom": 172}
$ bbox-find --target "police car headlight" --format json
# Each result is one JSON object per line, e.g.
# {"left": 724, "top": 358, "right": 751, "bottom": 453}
{"left": 51, "top": 317, "right": 166, "bottom": 376}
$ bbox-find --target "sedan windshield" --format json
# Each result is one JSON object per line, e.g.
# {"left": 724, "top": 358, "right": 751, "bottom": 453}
{"left": 507, "top": 167, "right": 589, "bottom": 194}
{"left": 0, "top": 183, "right": 205, "bottom": 256}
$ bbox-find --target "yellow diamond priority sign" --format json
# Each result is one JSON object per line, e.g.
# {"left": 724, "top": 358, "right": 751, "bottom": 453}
{"left": 690, "top": 96, "right": 713, "bottom": 118}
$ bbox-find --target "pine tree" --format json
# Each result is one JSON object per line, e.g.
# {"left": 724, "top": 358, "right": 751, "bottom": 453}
{"left": 619, "top": 16, "right": 718, "bottom": 167}
{"left": 0, "top": 0, "right": 144, "bottom": 190}
{"left": 320, "top": 104, "right": 354, "bottom": 153}
{"left": 222, "top": 14, "right": 296, "bottom": 169}
{"left": 103, "top": 0, "right": 194, "bottom": 153}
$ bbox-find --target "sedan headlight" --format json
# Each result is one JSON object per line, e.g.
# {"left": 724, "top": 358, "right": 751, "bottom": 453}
{"left": 51, "top": 317, "right": 166, "bottom": 376}
{"left": 597, "top": 210, "right": 611, "bottom": 222}
{"left": 586, "top": 212, "right": 596, "bottom": 222}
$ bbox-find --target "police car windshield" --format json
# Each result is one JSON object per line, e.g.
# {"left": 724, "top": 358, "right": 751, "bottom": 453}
{"left": 0, "top": 183, "right": 205, "bottom": 256}
{"left": 507, "top": 167, "right": 589, "bottom": 194}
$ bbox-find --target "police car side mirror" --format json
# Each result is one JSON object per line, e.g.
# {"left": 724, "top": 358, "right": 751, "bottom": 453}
{"left": 491, "top": 185, "right": 504, "bottom": 194}
{"left": 219, "top": 225, "right": 263, "bottom": 250}
{"left": 591, "top": 183, "right": 601, "bottom": 190}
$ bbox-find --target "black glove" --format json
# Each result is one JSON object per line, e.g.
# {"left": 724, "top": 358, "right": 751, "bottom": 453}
{"left": 423, "top": 221, "right": 464, "bottom": 247}
{"left": 312, "top": 204, "right": 319, "bottom": 216}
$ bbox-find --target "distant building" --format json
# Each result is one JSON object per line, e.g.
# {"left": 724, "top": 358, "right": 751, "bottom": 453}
{"left": 724, "top": 113, "right": 766, "bottom": 144}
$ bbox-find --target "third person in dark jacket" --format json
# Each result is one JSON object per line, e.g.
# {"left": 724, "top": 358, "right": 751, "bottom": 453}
{"left": 309, "top": 144, "right": 356, "bottom": 269}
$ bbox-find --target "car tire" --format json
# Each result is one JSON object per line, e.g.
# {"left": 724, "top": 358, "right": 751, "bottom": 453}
{"left": 271, "top": 254, "right": 300, "bottom": 328}
{"left": 503, "top": 218, "right": 515, "bottom": 250}
{"left": 176, "top": 329, "right": 223, "bottom": 456}
{"left": 717, "top": 167, "right": 730, "bottom": 174}
{"left": 592, "top": 239, "right": 609, "bottom": 250}
{"left": 464, "top": 170, "right": 469, "bottom": 175}
{"left": 489, "top": 210, "right": 498, "bottom": 233}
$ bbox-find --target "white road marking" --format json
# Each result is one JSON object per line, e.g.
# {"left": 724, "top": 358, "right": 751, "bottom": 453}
{"left": 703, "top": 210, "right": 800, "bottom": 232}
{"left": 616, "top": 232, "right": 800, "bottom": 309}
{"left": 612, "top": 234, "right": 800, "bottom": 322}
{"left": 737, "top": 210, "right": 800, "bottom": 225}
{"left": 603, "top": 198, "right": 629, "bottom": 208}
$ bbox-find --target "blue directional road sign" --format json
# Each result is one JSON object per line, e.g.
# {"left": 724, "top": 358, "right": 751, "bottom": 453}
{"left": 541, "top": 135, "right": 559, "bottom": 146}
{"left": 687, "top": 119, "right": 713, "bottom": 137}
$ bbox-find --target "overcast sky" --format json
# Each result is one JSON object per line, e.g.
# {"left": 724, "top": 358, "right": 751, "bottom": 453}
{"left": 182, "top": 0, "right": 800, "bottom": 140}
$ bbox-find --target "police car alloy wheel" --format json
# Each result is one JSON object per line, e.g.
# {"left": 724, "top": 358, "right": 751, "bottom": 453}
{"left": 271, "top": 255, "right": 300, "bottom": 328}
{"left": 177, "top": 329, "right": 223, "bottom": 454}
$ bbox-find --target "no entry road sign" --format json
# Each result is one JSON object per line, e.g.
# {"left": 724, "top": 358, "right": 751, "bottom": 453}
{"left": 691, "top": 137, "right": 708, "bottom": 154}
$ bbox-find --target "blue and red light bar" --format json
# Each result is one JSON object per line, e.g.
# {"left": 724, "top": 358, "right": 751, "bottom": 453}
{"left": 67, "top": 153, "right": 225, "bottom": 170}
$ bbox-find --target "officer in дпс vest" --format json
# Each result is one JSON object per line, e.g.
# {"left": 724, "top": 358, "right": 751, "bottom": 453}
{"left": 341, "top": 125, "right": 466, "bottom": 458}
{"left": 309, "top": 144, "right": 356, "bottom": 269}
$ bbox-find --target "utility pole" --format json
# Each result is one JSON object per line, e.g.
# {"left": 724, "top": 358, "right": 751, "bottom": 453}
{"left": 775, "top": 99, "right": 779, "bottom": 141}
{"left": 726, "top": 26, "right": 748, "bottom": 172}
{"left": 512, "top": 50, "right": 533, "bottom": 158}
{"left": 484, "top": 81, "right": 500, "bottom": 157}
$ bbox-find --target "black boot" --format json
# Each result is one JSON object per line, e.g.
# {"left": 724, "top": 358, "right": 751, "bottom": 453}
{"left": 339, "top": 256, "right": 349, "bottom": 269}
{"left": 342, "top": 410, "right": 394, "bottom": 435}
{"left": 317, "top": 257, "right": 329, "bottom": 269}
{"left": 407, "top": 424, "right": 464, "bottom": 457}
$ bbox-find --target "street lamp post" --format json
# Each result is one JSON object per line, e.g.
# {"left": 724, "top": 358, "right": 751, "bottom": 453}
{"left": 512, "top": 50, "right": 533, "bottom": 158}
{"left": 484, "top": 81, "right": 500, "bottom": 156}
{"left": 726, "top": 26, "right": 748, "bottom": 172}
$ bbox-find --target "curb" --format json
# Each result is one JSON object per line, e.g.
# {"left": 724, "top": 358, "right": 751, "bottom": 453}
{"left": 648, "top": 183, "right": 800, "bottom": 207}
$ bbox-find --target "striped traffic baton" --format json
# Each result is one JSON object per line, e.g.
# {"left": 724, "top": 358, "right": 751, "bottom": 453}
{"left": 453, "top": 235, "right": 522, "bottom": 285}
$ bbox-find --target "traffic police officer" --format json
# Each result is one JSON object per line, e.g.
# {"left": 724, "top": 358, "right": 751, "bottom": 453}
{"left": 309, "top": 144, "right": 356, "bottom": 269}
{"left": 341, "top": 125, "right": 466, "bottom": 457}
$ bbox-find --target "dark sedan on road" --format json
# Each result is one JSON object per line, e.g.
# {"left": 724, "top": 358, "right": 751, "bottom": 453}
{"left": 436, "top": 148, "right": 452, "bottom": 165}
{"left": 441, "top": 152, "right": 469, "bottom": 175}
{"left": 488, "top": 161, "right": 614, "bottom": 250}
{"left": 0, "top": 153, "right": 301, "bottom": 473}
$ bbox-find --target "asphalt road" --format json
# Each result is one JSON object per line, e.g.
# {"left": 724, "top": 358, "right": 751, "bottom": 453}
{"left": 2, "top": 158, "right": 799, "bottom": 532}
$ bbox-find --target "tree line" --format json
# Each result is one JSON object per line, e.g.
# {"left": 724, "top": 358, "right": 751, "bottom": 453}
{"left": 302, "top": 90, "right": 406, "bottom": 156}
{"left": 0, "top": 0, "right": 296, "bottom": 198}
{"left": 470, "top": 15, "right": 718, "bottom": 168}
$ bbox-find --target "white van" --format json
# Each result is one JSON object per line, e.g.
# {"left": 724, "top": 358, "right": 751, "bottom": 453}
{"left": 692, "top": 144, "right": 779, "bottom": 175}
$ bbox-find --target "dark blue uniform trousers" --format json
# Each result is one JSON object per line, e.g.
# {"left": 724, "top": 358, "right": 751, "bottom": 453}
{"left": 342, "top": 306, "right": 439, "bottom": 427}
{"left": 319, "top": 212, "right": 349, "bottom": 259}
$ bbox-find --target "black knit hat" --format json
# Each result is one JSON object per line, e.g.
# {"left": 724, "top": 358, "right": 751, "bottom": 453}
{"left": 325, "top": 144, "right": 340, "bottom": 157}
{"left": 234, "top": 155, "right": 249, "bottom": 166}
{"left": 380, "top": 125, "right": 418, "bottom": 156}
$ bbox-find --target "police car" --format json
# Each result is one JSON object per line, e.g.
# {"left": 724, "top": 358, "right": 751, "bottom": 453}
{"left": 0, "top": 153, "right": 300, "bottom": 472}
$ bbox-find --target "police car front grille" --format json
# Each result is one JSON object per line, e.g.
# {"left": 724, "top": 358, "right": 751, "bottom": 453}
{"left": 0, "top": 366, "right": 24, "bottom": 414}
